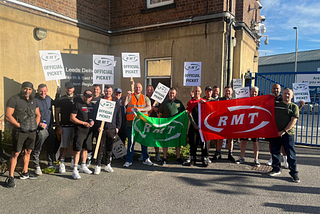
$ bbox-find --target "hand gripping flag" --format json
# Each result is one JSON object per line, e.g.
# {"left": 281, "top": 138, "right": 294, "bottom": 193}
{"left": 199, "top": 95, "right": 279, "bottom": 141}
{"left": 132, "top": 111, "right": 189, "bottom": 147}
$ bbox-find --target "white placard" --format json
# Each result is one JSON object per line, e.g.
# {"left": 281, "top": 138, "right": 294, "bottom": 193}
{"left": 93, "top": 55, "right": 114, "bottom": 85}
{"left": 235, "top": 87, "right": 250, "bottom": 98}
{"left": 122, "top": 53, "right": 141, "bottom": 78}
{"left": 183, "top": 62, "right": 201, "bottom": 86}
{"left": 293, "top": 83, "right": 311, "bottom": 103}
{"left": 112, "top": 136, "right": 127, "bottom": 159}
{"left": 39, "top": 50, "right": 66, "bottom": 81}
{"left": 96, "top": 99, "right": 116, "bottom": 123}
{"left": 151, "top": 82, "right": 170, "bottom": 103}
{"left": 233, "top": 79, "right": 242, "bottom": 89}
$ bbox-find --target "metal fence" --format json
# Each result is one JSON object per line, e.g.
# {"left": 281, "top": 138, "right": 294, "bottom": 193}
{"left": 255, "top": 72, "right": 320, "bottom": 146}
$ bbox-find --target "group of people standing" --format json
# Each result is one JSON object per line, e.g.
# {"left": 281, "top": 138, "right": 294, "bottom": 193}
{"left": 4, "top": 81, "right": 302, "bottom": 188}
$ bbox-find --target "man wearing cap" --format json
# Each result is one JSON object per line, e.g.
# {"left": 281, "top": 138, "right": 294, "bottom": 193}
{"left": 55, "top": 82, "right": 81, "bottom": 173}
{"left": 123, "top": 82, "right": 153, "bottom": 167}
{"left": 5, "top": 81, "right": 41, "bottom": 188}
{"left": 113, "top": 87, "right": 127, "bottom": 144}
{"left": 94, "top": 86, "right": 122, "bottom": 174}
{"left": 70, "top": 89, "right": 95, "bottom": 179}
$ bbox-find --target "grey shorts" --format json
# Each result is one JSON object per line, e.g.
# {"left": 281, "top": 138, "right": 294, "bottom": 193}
{"left": 60, "top": 127, "right": 74, "bottom": 148}
{"left": 12, "top": 129, "right": 36, "bottom": 152}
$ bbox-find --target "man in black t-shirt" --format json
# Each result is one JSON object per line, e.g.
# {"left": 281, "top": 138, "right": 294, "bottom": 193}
{"left": 5, "top": 82, "right": 41, "bottom": 188}
{"left": 70, "top": 90, "right": 95, "bottom": 179}
{"left": 55, "top": 82, "right": 81, "bottom": 173}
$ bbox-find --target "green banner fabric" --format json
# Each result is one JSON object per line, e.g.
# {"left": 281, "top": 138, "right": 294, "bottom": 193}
{"left": 132, "top": 111, "right": 189, "bottom": 147}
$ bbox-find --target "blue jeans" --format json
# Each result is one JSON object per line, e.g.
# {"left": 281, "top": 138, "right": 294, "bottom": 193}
{"left": 126, "top": 126, "right": 149, "bottom": 163}
{"left": 270, "top": 134, "right": 298, "bottom": 176}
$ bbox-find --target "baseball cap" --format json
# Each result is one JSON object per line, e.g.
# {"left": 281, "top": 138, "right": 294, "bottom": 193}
{"left": 205, "top": 86, "right": 213, "bottom": 91}
{"left": 65, "top": 82, "right": 74, "bottom": 88}
{"left": 21, "top": 81, "right": 33, "bottom": 89}
{"left": 114, "top": 88, "right": 122, "bottom": 93}
{"left": 83, "top": 89, "right": 93, "bottom": 97}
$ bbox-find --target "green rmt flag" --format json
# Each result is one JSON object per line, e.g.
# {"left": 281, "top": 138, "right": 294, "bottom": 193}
{"left": 132, "top": 111, "right": 189, "bottom": 147}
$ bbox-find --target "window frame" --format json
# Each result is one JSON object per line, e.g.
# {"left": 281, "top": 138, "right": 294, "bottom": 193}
{"left": 146, "top": 0, "right": 174, "bottom": 9}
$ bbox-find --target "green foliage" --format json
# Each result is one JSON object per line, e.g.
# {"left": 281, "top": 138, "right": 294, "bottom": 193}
{"left": 166, "top": 144, "right": 190, "bottom": 161}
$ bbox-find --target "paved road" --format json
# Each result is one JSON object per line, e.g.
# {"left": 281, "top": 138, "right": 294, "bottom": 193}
{"left": 1, "top": 141, "right": 319, "bottom": 214}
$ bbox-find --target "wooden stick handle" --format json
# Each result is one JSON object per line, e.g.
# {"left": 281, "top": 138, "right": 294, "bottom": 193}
{"left": 93, "top": 121, "right": 105, "bottom": 159}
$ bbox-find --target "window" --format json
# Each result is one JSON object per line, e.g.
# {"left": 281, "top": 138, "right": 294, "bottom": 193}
{"left": 147, "top": 0, "right": 174, "bottom": 8}
{"left": 145, "top": 58, "right": 172, "bottom": 91}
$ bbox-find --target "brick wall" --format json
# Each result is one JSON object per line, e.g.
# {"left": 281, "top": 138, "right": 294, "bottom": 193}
{"left": 235, "top": 0, "right": 261, "bottom": 27}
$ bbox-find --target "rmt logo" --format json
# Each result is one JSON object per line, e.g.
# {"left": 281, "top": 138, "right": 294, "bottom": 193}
{"left": 235, "top": 88, "right": 249, "bottom": 96}
{"left": 94, "top": 57, "right": 113, "bottom": 67}
{"left": 100, "top": 101, "right": 115, "bottom": 109}
{"left": 293, "top": 84, "right": 308, "bottom": 91}
{"left": 123, "top": 55, "right": 138, "bottom": 62}
{"left": 185, "top": 64, "right": 200, "bottom": 71}
{"left": 204, "top": 105, "right": 272, "bottom": 134}
{"left": 41, "top": 53, "right": 60, "bottom": 62}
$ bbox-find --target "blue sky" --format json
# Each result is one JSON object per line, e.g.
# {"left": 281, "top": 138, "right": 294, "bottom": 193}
{"left": 258, "top": 0, "right": 320, "bottom": 56}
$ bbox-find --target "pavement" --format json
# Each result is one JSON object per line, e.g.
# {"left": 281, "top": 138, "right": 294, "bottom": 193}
{"left": 0, "top": 141, "right": 319, "bottom": 214}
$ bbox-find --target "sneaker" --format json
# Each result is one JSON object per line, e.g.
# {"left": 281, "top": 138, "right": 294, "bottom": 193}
{"left": 213, "top": 152, "right": 221, "bottom": 160}
{"left": 206, "top": 157, "right": 212, "bottom": 164}
{"left": 268, "top": 170, "right": 281, "bottom": 176}
{"left": 20, "top": 172, "right": 30, "bottom": 180}
{"left": 59, "top": 162, "right": 66, "bottom": 173}
{"left": 86, "top": 158, "right": 92, "bottom": 168}
{"left": 94, "top": 166, "right": 101, "bottom": 175}
{"left": 184, "top": 159, "right": 195, "bottom": 166}
{"left": 155, "top": 153, "right": 162, "bottom": 162}
{"left": 5, "top": 177, "right": 15, "bottom": 188}
{"left": 236, "top": 157, "right": 245, "bottom": 164}
{"left": 291, "top": 174, "right": 300, "bottom": 183}
{"left": 161, "top": 158, "right": 167, "bottom": 166}
{"left": 254, "top": 159, "right": 261, "bottom": 167}
{"left": 35, "top": 166, "right": 42, "bottom": 175}
{"left": 143, "top": 158, "right": 154, "bottom": 166}
{"left": 201, "top": 157, "right": 209, "bottom": 167}
{"left": 123, "top": 162, "right": 132, "bottom": 168}
{"left": 283, "top": 156, "right": 289, "bottom": 169}
{"left": 228, "top": 154, "right": 235, "bottom": 162}
{"left": 267, "top": 158, "right": 272, "bottom": 166}
{"left": 70, "top": 158, "right": 74, "bottom": 168}
{"left": 72, "top": 170, "right": 81, "bottom": 180}
{"left": 176, "top": 158, "right": 184, "bottom": 164}
{"left": 104, "top": 164, "right": 114, "bottom": 173}
{"left": 79, "top": 165, "right": 92, "bottom": 174}
{"left": 185, "top": 156, "right": 191, "bottom": 163}
{"left": 138, "top": 154, "right": 143, "bottom": 161}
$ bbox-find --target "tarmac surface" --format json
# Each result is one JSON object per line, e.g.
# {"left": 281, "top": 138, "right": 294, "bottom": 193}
{"left": 1, "top": 141, "right": 319, "bottom": 214}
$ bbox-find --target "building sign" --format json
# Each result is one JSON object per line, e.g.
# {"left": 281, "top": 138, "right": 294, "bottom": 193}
{"left": 151, "top": 82, "right": 170, "bottom": 103}
{"left": 96, "top": 99, "right": 116, "bottom": 123}
{"left": 235, "top": 87, "right": 250, "bottom": 98}
{"left": 122, "top": 53, "right": 141, "bottom": 78}
{"left": 39, "top": 50, "right": 66, "bottom": 81}
{"left": 93, "top": 55, "right": 114, "bottom": 85}
{"left": 297, "top": 74, "right": 320, "bottom": 94}
{"left": 292, "top": 83, "right": 311, "bottom": 103}
{"left": 183, "top": 62, "right": 201, "bottom": 86}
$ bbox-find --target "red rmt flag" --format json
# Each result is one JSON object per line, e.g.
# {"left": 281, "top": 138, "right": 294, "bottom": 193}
{"left": 199, "top": 95, "right": 278, "bottom": 141}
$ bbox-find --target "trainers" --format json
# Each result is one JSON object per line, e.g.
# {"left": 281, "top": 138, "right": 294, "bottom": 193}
{"left": 79, "top": 165, "right": 92, "bottom": 174}
{"left": 72, "top": 170, "right": 81, "bottom": 179}
{"left": 59, "top": 162, "right": 66, "bottom": 173}
{"left": 206, "top": 157, "right": 212, "bottom": 164}
{"left": 184, "top": 159, "right": 195, "bottom": 166}
{"left": 94, "top": 166, "right": 101, "bottom": 175}
{"left": 291, "top": 174, "right": 300, "bottom": 183}
{"left": 176, "top": 158, "right": 184, "bottom": 164}
{"left": 70, "top": 158, "right": 74, "bottom": 168}
{"left": 185, "top": 156, "right": 191, "bottom": 163}
{"left": 143, "top": 158, "right": 154, "bottom": 166}
{"left": 20, "top": 172, "right": 30, "bottom": 180}
{"left": 35, "top": 166, "right": 42, "bottom": 175}
{"left": 123, "top": 162, "right": 132, "bottom": 168}
{"left": 213, "top": 151, "right": 221, "bottom": 160}
{"left": 236, "top": 157, "right": 245, "bottom": 164}
{"left": 86, "top": 158, "right": 92, "bottom": 168}
{"left": 155, "top": 153, "right": 162, "bottom": 162}
{"left": 268, "top": 170, "right": 281, "bottom": 176}
{"left": 201, "top": 157, "right": 209, "bottom": 167}
{"left": 161, "top": 158, "right": 167, "bottom": 166}
{"left": 267, "top": 158, "right": 272, "bottom": 166}
{"left": 5, "top": 177, "right": 15, "bottom": 188}
{"left": 283, "top": 156, "right": 289, "bottom": 169}
{"left": 104, "top": 164, "right": 114, "bottom": 173}
{"left": 228, "top": 154, "right": 235, "bottom": 162}
{"left": 138, "top": 154, "right": 143, "bottom": 161}
{"left": 254, "top": 159, "right": 261, "bottom": 167}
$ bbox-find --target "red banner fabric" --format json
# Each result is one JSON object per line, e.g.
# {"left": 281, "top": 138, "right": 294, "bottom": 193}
{"left": 199, "top": 95, "right": 278, "bottom": 141}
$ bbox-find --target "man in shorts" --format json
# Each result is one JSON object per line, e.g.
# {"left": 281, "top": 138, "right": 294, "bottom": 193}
{"left": 5, "top": 81, "right": 41, "bottom": 188}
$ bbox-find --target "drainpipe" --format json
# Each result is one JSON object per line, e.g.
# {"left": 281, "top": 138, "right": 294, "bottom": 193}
{"left": 226, "top": 0, "right": 234, "bottom": 86}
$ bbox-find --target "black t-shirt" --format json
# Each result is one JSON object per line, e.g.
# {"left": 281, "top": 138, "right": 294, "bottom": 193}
{"left": 55, "top": 95, "right": 81, "bottom": 126}
{"left": 71, "top": 99, "right": 94, "bottom": 127}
